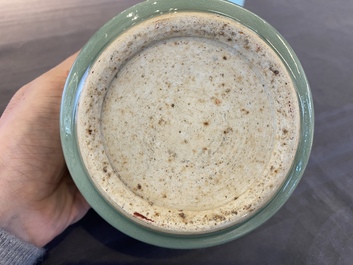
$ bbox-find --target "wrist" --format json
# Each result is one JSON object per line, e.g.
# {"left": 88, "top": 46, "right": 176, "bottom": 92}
{"left": 0, "top": 228, "right": 45, "bottom": 265}
{"left": 0, "top": 158, "right": 32, "bottom": 246}
{"left": 0, "top": 190, "right": 29, "bottom": 246}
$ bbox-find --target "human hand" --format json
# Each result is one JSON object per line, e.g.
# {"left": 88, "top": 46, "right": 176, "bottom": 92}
{"left": 0, "top": 53, "right": 90, "bottom": 247}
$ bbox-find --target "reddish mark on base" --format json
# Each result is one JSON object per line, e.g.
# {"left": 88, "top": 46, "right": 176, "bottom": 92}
{"left": 133, "top": 212, "right": 154, "bottom": 222}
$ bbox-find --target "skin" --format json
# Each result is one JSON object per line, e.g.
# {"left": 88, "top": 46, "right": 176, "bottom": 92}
{"left": 0, "top": 53, "right": 90, "bottom": 247}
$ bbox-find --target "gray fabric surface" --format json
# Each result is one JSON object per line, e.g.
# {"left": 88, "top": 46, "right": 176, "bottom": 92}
{"left": 1, "top": 0, "right": 352, "bottom": 264}
{"left": 0, "top": 229, "right": 45, "bottom": 265}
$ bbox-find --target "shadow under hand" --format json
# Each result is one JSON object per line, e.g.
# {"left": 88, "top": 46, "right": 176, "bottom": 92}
{"left": 42, "top": 209, "right": 193, "bottom": 265}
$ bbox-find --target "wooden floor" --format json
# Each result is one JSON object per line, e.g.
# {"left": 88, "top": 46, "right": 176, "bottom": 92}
{"left": 0, "top": 0, "right": 141, "bottom": 113}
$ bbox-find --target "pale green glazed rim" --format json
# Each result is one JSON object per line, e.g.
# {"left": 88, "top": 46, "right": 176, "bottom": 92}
{"left": 60, "top": 0, "right": 314, "bottom": 249}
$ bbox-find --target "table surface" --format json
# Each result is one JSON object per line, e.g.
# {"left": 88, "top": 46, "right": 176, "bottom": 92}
{"left": 1, "top": 0, "right": 352, "bottom": 264}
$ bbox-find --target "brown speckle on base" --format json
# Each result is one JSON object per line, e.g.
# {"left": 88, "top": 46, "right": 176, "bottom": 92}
{"left": 179, "top": 212, "right": 186, "bottom": 219}
{"left": 212, "top": 97, "right": 222, "bottom": 105}
{"left": 270, "top": 66, "right": 280, "bottom": 75}
{"left": 213, "top": 214, "right": 226, "bottom": 221}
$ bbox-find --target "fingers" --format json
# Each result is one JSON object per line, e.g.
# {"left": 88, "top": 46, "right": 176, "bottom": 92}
{"left": 71, "top": 191, "right": 91, "bottom": 225}
{"left": 46, "top": 51, "right": 80, "bottom": 82}
{"left": 1, "top": 52, "right": 79, "bottom": 120}
{"left": 63, "top": 169, "right": 91, "bottom": 225}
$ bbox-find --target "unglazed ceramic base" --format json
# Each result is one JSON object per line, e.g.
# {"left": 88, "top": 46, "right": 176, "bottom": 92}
{"left": 76, "top": 12, "right": 299, "bottom": 233}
